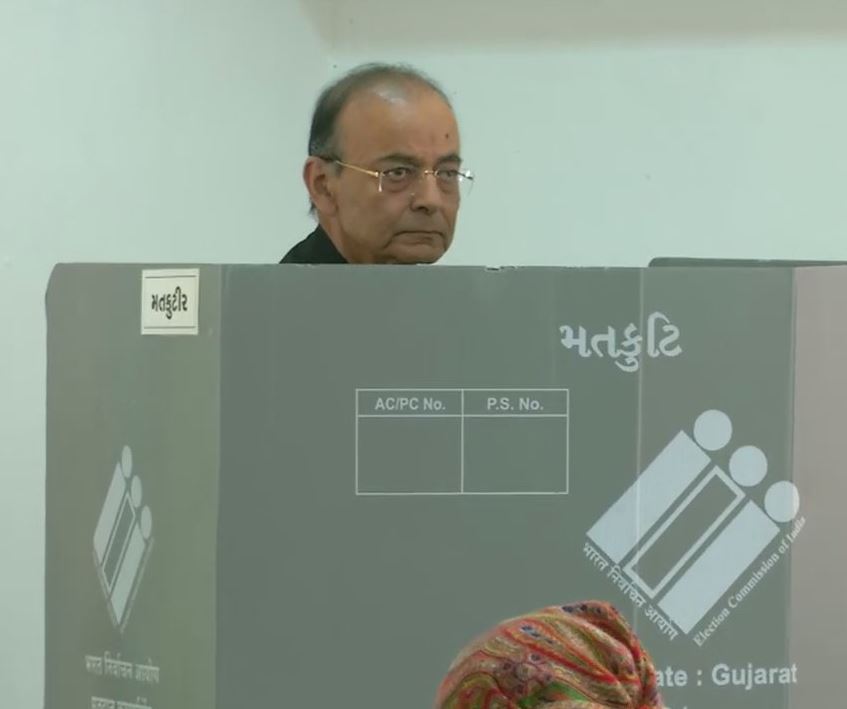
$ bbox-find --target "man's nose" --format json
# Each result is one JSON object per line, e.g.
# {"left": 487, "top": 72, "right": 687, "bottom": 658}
{"left": 409, "top": 171, "right": 444, "bottom": 213}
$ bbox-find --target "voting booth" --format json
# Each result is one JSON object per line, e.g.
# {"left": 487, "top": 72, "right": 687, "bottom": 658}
{"left": 45, "top": 263, "right": 847, "bottom": 708}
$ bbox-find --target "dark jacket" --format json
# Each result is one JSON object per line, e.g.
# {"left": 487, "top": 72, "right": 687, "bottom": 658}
{"left": 279, "top": 225, "right": 347, "bottom": 264}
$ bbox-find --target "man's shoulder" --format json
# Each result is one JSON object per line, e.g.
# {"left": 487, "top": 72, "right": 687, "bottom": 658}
{"left": 278, "top": 236, "right": 314, "bottom": 264}
{"left": 279, "top": 226, "right": 346, "bottom": 264}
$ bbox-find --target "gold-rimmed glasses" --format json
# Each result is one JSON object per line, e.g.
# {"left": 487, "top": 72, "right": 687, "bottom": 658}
{"left": 324, "top": 158, "right": 474, "bottom": 196}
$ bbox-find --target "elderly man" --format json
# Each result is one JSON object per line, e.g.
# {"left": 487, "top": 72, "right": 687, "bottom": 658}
{"left": 280, "top": 64, "right": 472, "bottom": 265}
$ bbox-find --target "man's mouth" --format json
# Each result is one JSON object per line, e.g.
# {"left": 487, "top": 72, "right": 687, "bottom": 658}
{"left": 395, "top": 230, "right": 442, "bottom": 237}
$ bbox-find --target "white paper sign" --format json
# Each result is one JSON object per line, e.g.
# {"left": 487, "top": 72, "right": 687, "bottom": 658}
{"left": 141, "top": 269, "right": 199, "bottom": 335}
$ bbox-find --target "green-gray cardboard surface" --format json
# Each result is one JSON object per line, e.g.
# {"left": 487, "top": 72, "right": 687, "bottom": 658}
{"left": 45, "top": 264, "right": 844, "bottom": 709}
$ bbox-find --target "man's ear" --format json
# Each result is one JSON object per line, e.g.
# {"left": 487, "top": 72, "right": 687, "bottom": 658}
{"left": 303, "top": 157, "right": 338, "bottom": 216}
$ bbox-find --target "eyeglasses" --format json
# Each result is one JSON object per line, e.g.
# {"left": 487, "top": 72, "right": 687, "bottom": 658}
{"left": 323, "top": 157, "right": 474, "bottom": 196}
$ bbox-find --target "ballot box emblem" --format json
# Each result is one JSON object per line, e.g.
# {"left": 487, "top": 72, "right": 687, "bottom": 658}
{"left": 586, "top": 410, "right": 801, "bottom": 643}
{"left": 92, "top": 445, "right": 154, "bottom": 631}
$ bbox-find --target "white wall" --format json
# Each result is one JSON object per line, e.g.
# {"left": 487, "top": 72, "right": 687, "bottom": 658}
{"left": 4, "top": 1, "right": 847, "bottom": 705}
{"left": 0, "top": 1, "right": 329, "bottom": 705}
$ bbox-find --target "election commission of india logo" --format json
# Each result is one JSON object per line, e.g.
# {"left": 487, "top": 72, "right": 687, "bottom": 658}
{"left": 93, "top": 445, "right": 154, "bottom": 631}
{"left": 583, "top": 410, "right": 804, "bottom": 645}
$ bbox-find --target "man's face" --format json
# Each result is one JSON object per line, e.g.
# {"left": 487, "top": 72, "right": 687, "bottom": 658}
{"left": 310, "top": 85, "right": 462, "bottom": 265}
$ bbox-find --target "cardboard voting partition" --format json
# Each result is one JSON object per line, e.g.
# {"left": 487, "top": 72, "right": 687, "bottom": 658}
{"left": 45, "top": 264, "right": 847, "bottom": 709}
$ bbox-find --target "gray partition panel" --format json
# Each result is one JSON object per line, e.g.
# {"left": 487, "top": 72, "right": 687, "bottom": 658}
{"left": 46, "top": 265, "right": 222, "bottom": 709}
{"left": 45, "top": 264, "right": 842, "bottom": 709}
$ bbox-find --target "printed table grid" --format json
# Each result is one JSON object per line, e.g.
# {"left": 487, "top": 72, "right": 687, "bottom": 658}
{"left": 355, "top": 388, "right": 569, "bottom": 496}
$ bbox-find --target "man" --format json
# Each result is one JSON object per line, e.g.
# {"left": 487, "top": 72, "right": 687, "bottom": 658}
{"left": 280, "top": 64, "right": 472, "bottom": 265}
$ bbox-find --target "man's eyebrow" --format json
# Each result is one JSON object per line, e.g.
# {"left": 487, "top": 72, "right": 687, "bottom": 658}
{"left": 376, "top": 153, "right": 421, "bottom": 165}
{"left": 436, "top": 153, "right": 462, "bottom": 165}
{"left": 375, "top": 152, "right": 463, "bottom": 166}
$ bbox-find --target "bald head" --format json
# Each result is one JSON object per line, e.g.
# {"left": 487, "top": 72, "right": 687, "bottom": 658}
{"left": 307, "top": 63, "right": 453, "bottom": 161}
{"left": 334, "top": 82, "right": 458, "bottom": 165}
